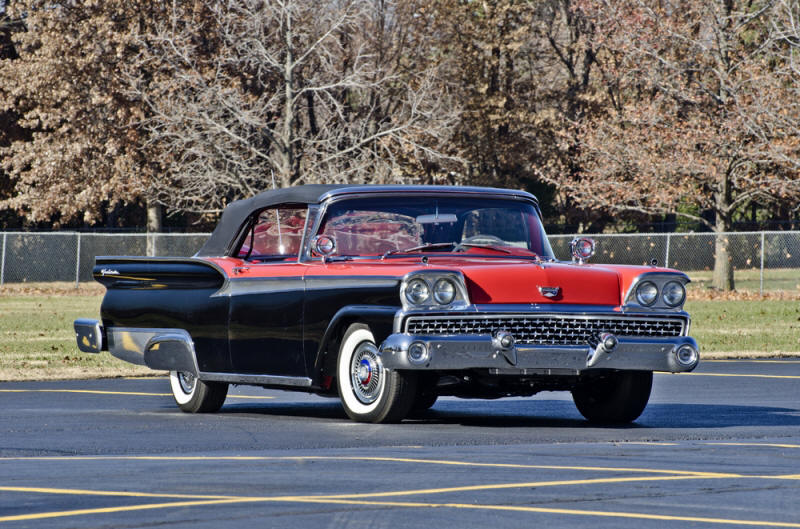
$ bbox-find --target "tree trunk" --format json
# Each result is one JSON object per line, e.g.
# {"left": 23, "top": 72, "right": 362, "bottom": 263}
{"left": 146, "top": 201, "right": 162, "bottom": 257}
{"left": 712, "top": 178, "right": 735, "bottom": 290}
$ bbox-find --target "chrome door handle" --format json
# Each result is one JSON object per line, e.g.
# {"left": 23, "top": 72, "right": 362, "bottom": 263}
{"left": 232, "top": 266, "right": 250, "bottom": 275}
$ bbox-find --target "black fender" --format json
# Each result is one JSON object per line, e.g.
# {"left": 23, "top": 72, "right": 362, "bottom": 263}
{"left": 313, "top": 305, "right": 399, "bottom": 381}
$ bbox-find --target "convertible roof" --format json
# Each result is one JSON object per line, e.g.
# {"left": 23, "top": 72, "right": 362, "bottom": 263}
{"left": 195, "top": 184, "right": 538, "bottom": 257}
{"left": 195, "top": 184, "right": 346, "bottom": 257}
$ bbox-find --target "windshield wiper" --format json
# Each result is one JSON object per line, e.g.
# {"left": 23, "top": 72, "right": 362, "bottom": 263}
{"left": 455, "top": 243, "right": 513, "bottom": 254}
{"left": 381, "top": 242, "right": 456, "bottom": 259}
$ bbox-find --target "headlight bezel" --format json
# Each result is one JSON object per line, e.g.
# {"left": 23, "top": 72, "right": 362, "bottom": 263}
{"left": 400, "top": 271, "right": 470, "bottom": 310}
{"left": 625, "top": 272, "right": 690, "bottom": 311}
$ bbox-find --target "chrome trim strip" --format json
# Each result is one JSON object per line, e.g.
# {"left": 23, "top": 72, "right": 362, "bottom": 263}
{"left": 213, "top": 277, "right": 305, "bottom": 297}
{"left": 318, "top": 186, "right": 539, "bottom": 204}
{"left": 199, "top": 372, "right": 313, "bottom": 387}
{"left": 304, "top": 276, "right": 400, "bottom": 290}
{"left": 214, "top": 275, "right": 400, "bottom": 297}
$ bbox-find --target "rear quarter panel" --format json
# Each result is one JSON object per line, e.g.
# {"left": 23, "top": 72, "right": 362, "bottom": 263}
{"left": 95, "top": 257, "right": 230, "bottom": 373}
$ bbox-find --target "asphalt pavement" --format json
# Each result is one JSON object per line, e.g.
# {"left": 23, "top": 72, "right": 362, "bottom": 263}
{"left": 1, "top": 359, "right": 799, "bottom": 528}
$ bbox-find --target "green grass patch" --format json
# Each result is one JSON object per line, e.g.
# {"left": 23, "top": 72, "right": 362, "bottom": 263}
{"left": 0, "top": 286, "right": 798, "bottom": 381}
{"left": 0, "top": 289, "right": 150, "bottom": 381}
{"left": 685, "top": 298, "right": 800, "bottom": 356}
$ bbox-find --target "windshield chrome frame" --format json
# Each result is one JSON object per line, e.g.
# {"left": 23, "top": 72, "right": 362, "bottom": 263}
{"left": 302, "top": 191, "right": 552, "bottom": 262}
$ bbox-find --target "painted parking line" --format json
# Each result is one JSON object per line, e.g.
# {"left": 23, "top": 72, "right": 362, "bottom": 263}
{"left": 0, "top": 455, "right": 738, "bottom": 476}
{"left": 2, "top": 472, "right": 799, "bottom": 527}
{"left": 662, "top": 372, "right": 800, "bottom": 380}
{"left": 1, "top": 454, "right": 798, "bottom": 527}
{"left": 291, "top": 497, "right": 800, "bottom": 528}
{"left": 0, "top": 498, "right": 256, "bottom": 523}
{"left": 703, "top": 359, "right": 800, "bottom": 364}
{"left": 0, "top": 389, "right": 273, "bottom": 399}
{"left": 706, "top": 442, "right": 800, "bottom": 449}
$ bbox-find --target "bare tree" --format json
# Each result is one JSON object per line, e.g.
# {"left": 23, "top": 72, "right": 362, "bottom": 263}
{"left": 556, "top": 0, "right": 800, "bottom": 290}
{"left": 128, "top": 0, "right": 459, "bottom": 216}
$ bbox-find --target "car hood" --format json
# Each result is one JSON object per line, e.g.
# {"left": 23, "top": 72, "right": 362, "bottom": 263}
{"left": 456, "top": 261, "right": 621, "bottom": 306}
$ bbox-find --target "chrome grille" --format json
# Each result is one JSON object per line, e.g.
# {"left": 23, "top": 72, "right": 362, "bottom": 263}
{"left": 404, "top": 314, "right": 684, "bottom": 346}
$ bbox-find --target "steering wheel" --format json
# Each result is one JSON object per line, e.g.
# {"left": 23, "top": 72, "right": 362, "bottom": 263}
{"left": 454, "top": 234, "right": 506, "bottom": 252}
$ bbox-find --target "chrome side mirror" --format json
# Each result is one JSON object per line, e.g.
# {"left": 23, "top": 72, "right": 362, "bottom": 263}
{"left": 570, "top": 237, "right": 595, "bottom": 264}
{"left": 312, "top": 235, "right": 336, "bottom": 257}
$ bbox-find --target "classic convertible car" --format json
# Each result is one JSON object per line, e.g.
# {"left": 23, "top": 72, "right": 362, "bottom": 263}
{"left": 75, "top": 185, "right": 699, "bottom": 423}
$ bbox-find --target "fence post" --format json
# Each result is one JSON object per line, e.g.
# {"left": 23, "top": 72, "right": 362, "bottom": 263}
{"left": 760, "top": 231, "right": 765, "bottom": 296}
{"left": 75, "top": 232, "right": 81, "bottom": 289}
{"left": 665, "top": 233, "right": 671, "bottom": 268}
{"left": 0, "top": 233, "right": 6, "bottom": 287}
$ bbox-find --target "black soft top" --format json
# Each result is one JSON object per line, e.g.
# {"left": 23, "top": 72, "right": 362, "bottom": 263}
{"left": 195, "top": 184, "right": 346, "bottom": 257}
{"left": 195, "top": 184, "right": 538, "bottom": 257}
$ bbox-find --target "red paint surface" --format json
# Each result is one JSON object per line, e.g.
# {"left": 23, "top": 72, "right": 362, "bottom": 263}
{"left": 202, "top": 256, "right": 683, "bottom": 307}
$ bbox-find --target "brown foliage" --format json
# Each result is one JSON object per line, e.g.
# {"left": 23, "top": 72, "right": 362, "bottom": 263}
{"left": 0, "top": 1, "right": 165, "bottom": 225}
{"left": 126, "top": 0, "right": 461, "bottom": 215}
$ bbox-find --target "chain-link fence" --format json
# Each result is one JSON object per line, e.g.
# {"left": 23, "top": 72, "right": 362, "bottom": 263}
{"left": 0, "top": 233, "right": 210, "bottom": 286}
{"left": 1, "top": 231, "right": 799, "bottom": 292}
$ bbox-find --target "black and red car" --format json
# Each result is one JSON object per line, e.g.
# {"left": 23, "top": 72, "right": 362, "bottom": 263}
{"left": 75, "top": 185, "right": 699, "bottom": 423}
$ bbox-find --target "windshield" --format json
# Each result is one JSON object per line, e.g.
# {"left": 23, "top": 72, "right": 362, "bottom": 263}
{"left": 314, "top": 196, "right": 553, "bottom": 259}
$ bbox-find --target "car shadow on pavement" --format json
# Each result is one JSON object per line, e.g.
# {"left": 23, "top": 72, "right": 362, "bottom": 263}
{"left": 219, "top": 399, "right": 800, "bottom": 429}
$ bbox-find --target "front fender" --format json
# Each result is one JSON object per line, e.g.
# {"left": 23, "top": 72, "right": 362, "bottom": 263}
{"left": 313, "top": 305, "right": 399, "bottom": 379}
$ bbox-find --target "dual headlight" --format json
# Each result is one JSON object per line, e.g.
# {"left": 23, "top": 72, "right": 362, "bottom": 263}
{"left": 402, "top": 272, "right": 468, "bottom": 309}
{"left": 634, "top": 279, "right": 686, "bottom": 308}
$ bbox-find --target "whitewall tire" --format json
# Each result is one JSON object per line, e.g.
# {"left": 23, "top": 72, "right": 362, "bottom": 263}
{"left": 336, "top": 324, "right": 416, "bottom": 423}
{"left": 169, "top": 371, "right": 228, "bottom": 413}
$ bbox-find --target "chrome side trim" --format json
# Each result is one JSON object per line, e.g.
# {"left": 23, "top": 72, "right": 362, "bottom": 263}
{"left": 304, "top": 276, "right": 400, "bottom": 290}
{"left": 213, "top": 276, "right": 400, "bottom": 297}
{"left": 199, "top": 372, "right": 313, "bottom": 388}
{"left": 213, "top": 277, "right": 305, "bottom": 297}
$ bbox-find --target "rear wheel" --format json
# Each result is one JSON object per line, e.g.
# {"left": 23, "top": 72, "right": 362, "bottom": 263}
{"left": 571, "top": 370, "right": 652, "bottom": 424}
{"left": 169, "top": 371, "right": 228, "bottom": 413}
{"left": 337, "top": 324, "right": 417, "bottom": 423}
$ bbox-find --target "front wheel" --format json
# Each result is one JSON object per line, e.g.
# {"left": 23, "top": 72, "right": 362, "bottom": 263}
{"left": 169, "top": 371, "right": 228, "bottom": 413}
{"left": 571, "top": 370, "right": 653, "bottom": 424}
{"left": 336, "top": 324, "right": 417, "bottom": 423}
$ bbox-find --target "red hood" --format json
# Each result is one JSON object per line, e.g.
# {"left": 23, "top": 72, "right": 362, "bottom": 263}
{"left": 458, "top": 261, "right": 621, "bottom": 305}
{"left": 205, "top": 256, "right": 623, "bottom": 306}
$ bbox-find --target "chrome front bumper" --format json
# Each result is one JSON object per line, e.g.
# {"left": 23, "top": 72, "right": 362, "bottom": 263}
{"left": 378, "top": 333, "right": 700, "bottom": 373}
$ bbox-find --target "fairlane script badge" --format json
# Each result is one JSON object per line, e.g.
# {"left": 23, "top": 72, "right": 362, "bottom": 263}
{"left": 537, "top": 286, "right": 561, "bottom": 298}
{"left": 100, "top": 269, "right": 120, "bottom": 276}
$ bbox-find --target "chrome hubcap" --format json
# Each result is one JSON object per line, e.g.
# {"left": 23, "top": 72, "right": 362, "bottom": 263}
{"left": 178, "top": 372, "right": 196, "bottom": 394}
{"left": 350, "top": 342, "right": 383, "bottom": 405}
